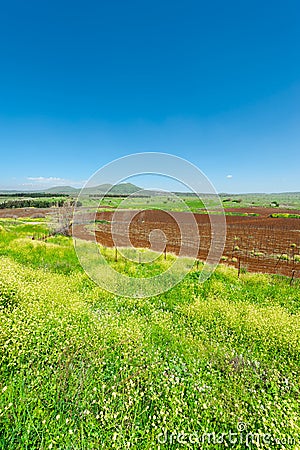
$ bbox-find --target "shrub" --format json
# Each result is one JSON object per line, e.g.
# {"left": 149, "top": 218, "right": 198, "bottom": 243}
{"left": 278, "top": 253, "right": 289, "bottom": 261}
{"left": 0, "top": 281, "right": 19, "bottom": 309}
{"left": 270, "top": 201, "right": 279, "bottom": 207}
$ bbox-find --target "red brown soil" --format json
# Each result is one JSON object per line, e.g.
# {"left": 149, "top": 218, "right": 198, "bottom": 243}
{"left": 0, "top": 208, "right": 52, "bottom": 218}
{"left": 2, "top": 207, "right": 300, "bottom": 279}
{"left": 82, "top": 208, "right": 300, "bottom": 279}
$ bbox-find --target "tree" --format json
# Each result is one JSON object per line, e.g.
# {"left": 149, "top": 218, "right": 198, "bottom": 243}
{"left": 270, "top": 201, "right": 279, "bottom": 207}
{"left": 50, "top": 200, "right": 74, "bottom": 236}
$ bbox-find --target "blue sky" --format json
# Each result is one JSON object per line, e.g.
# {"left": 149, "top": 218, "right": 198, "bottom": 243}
{"left": 0, "top": 0, "right": 299, "bottom": 193}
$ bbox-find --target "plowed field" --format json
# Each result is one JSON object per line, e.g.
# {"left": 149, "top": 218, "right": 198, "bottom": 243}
{"left": 89, "top": 208, "right": 300, "bottom": 278}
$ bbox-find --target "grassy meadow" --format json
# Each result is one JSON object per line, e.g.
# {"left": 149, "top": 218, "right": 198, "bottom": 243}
{"left": 0, "top": 218, "right": 299, "bottom": 449}
{"left": 76, "top": 191, "right": 300, "bottom": 212}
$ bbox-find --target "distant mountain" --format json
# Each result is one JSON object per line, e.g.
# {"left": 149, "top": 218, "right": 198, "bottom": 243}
{"left": 110, "top": 183, "right": 142, "bottom": 194}
{"left": 43, "top": 186, "right": 78, "bottom": 194}
{"left": 84, "top": 182, "right": 142, "bottom": 195}
{"left": 2, "top": 185, "right": 299, "bottom": 197}
{"left": 43, "top": 182, "right": 142, "bottom": 195}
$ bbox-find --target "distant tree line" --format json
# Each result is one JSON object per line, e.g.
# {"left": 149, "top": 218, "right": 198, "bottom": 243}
{"left": 0, "top": 199, "right": 64, "bottom": 209}
{"left": 222, "top": 198, "right": 242, "bottom": 203}
{"left": 0, "top": 193, "right": 70, "bottom": 198}
{"left": 89, "top": 194, "right": 150, "bottom": 198}
{"left": 0, "top": 199, "right": 82, "bottom": 209}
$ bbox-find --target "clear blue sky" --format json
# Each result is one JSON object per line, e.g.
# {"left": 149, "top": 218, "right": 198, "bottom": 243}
{"left": 0, "top": 0, "right": 299, "bottom": 193}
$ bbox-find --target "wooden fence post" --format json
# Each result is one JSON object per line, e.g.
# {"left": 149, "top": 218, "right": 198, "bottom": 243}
{"left": 275, "top": 253, "right": 283, "bottom": 269}
{"left": 290, "top": 270, "right": 295, "bottom": 286}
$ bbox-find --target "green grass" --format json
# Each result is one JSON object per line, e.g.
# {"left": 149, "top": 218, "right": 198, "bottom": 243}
{"left": 0, "top": 219, "right": 80, "bottom": 275}
{"left": 80, "top": 195, "right": 207, "bottom": 212}
{"left": 81, "top": 192, "right": 300, "bottom": 216}
{"left": 2, "top": 191, "right": 300, "bottom": 212}
{"left": 270, "top": 213, "right": 300, "bottom": 219}
{"left": 80, "top": 192, "right": 300, "bottom": 210}
{"left": 0, "top": 221, "right": 299, "bottom": 449}
{"left": 220, "top": 192, "right": 300, "bottom": 209}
